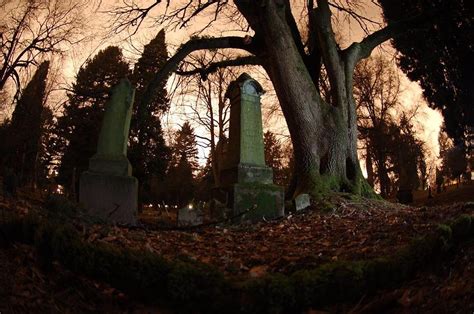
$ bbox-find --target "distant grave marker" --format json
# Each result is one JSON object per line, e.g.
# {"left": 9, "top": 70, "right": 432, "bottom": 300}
{"left": 79, "top": 79, "right": 138, "bottom": 225}
{"left": 177, "top": 204, "right": 203, "bottom": 227}
{"left": 294, "top": 193, "right": 311, "bottom": 211}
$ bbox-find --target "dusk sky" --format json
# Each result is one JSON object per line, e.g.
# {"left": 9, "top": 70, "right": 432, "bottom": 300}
{"left": 1, "top": 0, "right": 443, "bottom": 172}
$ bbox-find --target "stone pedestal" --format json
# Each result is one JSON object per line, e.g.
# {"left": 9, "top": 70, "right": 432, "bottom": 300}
{"left": 230, "top": 183, "right": 284, "bottom": 223}
{"left": 80, "top": 172, "right": 137, "bottom": 224}
{"left": 219, "top": 164, "right": 284, "bottom": 222}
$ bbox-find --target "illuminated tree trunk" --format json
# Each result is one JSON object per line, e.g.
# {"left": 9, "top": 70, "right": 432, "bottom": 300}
{"left": 138, "top": 0, "right": 416, "bottom": 197}
{"left": 236, "top": 0, "right": 369, "bottom": 197}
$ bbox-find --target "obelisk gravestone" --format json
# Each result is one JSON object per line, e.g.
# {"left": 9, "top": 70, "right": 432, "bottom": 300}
{"left": 219, "top": 73, "right": 284, "bottom": 222}
{"left": 79, "top": 79, "right": 138, "bottom": 225}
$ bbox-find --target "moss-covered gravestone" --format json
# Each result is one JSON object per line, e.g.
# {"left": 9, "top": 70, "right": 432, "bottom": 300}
{"left": 218, "top": 73, "right": 284, "bottom": 222}
{"left": 79, "top": 79, "right": 138, "bottom": 225}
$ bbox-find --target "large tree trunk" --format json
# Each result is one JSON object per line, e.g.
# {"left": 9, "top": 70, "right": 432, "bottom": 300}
{"left": 236, "top": 0, "right": 369, "bottom": 198}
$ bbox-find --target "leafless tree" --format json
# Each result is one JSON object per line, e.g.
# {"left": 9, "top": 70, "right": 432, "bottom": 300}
{"left": 0, "top": 0, "right": 86, "bottom": 96}
{"left": 173, "top": 51, "right": 244, "bottom": 185}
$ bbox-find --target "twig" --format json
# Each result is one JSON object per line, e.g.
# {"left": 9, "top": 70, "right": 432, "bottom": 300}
{"left": 107, "top": 203, "right": 121, "bottom": 218}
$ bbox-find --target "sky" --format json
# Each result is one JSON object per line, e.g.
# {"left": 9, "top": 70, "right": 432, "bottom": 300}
{"left": 1, "top": 0, "right": 444, "bottom": 176}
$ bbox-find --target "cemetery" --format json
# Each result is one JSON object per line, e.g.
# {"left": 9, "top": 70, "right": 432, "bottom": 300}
{"left": 0, "top": 0, "right": 473, "bottom": 312}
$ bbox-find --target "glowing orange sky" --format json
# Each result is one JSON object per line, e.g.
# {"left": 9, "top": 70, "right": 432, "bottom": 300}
{"left": 2, "top": 0, "right": 444, "bottom": 175}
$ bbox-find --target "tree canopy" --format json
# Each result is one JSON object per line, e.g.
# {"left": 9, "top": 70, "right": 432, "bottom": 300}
{"left": 0, "top": 0, "right": 84, "bottom": 95}
{"left": 54, "top": 46, "right": 130, "bottom": 195}
{"left": 1, "top": 60, "right": 50, "bottom": 186}
{"left": 129, "top": 30, "right": 170, "bottom": 206}
{"left": 379, "top": 0, "right": 474, "bottom": 144}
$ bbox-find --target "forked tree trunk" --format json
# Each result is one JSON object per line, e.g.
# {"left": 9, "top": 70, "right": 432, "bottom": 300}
{"left": 142, "top": 0, "right": 411, "bottom": 198}
{"left": 236, "top": 0, "right": 370, "bottom": 198}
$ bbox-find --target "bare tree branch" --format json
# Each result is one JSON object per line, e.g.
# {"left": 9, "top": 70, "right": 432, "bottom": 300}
{"left": 175, "top": 55, "right": 260, "bottom": 80}
{"left": 0, "top": 0, "right": 85, "bottom": 94}
{"left": 314, "top": 0, "right": 345, "bottom": 105}
{"left": 328, "top": 1, "right": 382, "bottom": 34}
{"left": 106, "top": 0, "right": 232, "bottom": 36}
{"left": 106, "top": 0, "right": 163, "bottom": 36}
{"left": 343, "top": 12, "right": 431, "bottom": 68}
{"left": 139, "top": 35, "right": 256, "bottom": 112}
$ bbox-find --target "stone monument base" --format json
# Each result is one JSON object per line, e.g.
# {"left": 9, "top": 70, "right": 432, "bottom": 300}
{"left": 88, "top": 154, "right": 132, "bottom": 176}
{"left": 79, "top": 171, "right": 138, "bottom": 225}
{"left": 220, "top": 164, "right": 274, "bottom": 187}
{"left": 228, "top": 182, "right": 284, "bottom": 223}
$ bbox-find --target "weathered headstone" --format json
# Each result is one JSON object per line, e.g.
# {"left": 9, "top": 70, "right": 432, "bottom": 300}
{"left": 79, "top": 79, "right": 138, "bottom": 225}
{"left": 177, "top": 205, "right": 203, "bottom": 227}
{"left": 294, "top": 193, "right": 311, "bottom": 211}
{"left": 218, "top": 73, "right": 284, "bottom": 222}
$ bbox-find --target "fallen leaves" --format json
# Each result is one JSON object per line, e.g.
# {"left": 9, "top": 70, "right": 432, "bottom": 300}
{"left": 0, "top": 244, "right": 171, "bottom": 313}
{"left": 1, "top": 186, "right": 473, "bottom": 312}
{"left": 82, "top": 197, "right": 473, "bottom": 279}
{"left": 249, "top": 265, "right": 268, "bottom": 278}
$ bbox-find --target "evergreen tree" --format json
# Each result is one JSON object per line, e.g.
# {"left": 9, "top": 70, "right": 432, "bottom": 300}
{"left": 131, "top": 29, "right": 170, "bottom": 114}
{"left": 193, "top": 158, "right": 214, "bottom": 202}
{"left": 379, "top": 0, "right": 473, "bottom": 144}
{"left": 36, "top": 107, "right": 55, "bottom": 188}
{"left": 443, "top": 145, "right": 468, "bottom": 184}
{"left": 263, "top": 131, "right": 287, "bottom": 186}
{"left": 390, "top": 116, "right": 425, "bottom": 194}
{"left": 1, "top": 61, "right": 50, "bottom": 187}
{"left": 166, "top": 152, "right": 195, "bottom": 206}
{"left": 162, "top": 122, "right": 198, "bottom": 206}
{"left": 129, "top": 30, "right": 170, "bottom": 205}
{"left": 54, "top": 46, "right": 130, "bottom": 195}
{"left": 170, "top": 122, "right": 199, "bottom": 171}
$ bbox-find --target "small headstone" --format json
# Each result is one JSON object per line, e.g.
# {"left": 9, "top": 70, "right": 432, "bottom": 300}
{"left": 178, "top": 205, "right": 203, "bottom": 227}
{"left": 294, "top": 193, "right": 311, "bottom": 211}
{"left": 79, "top": 79, "right": 138, "bottom": 225}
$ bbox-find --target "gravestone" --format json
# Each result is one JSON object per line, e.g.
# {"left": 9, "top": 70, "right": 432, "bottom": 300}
{"left": 178, "top": 205, "right": 203, "bottom": 227}
{"left": 79, "top": 79, "right": 138, "bottom": 225}
{"left": 218, "top": 73, "right": 284, "bottom": 222}
{"left": 294, "top": 193, "right": 311, "bottom": 211}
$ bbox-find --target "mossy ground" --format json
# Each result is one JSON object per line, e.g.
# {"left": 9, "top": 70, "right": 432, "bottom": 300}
{"left": 1, "top": 186, "right": 473, "bottom": 313}
{"left": 1, "top": 198, "right": 473, "bottom": 313}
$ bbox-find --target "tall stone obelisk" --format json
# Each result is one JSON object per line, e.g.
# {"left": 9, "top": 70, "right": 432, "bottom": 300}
{"left": 219, "top": 73, "right": 284, "bottom": 222}
{"left": 79, "top": 79, "right": 138, "bottom": 225}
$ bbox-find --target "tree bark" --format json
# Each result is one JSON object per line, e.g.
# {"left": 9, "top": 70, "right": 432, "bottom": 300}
{"left": 366, "top": 145, "right": 375, "bottom": 187}
{"left": 236, "top": 0, "right": 369, "bottom": 197}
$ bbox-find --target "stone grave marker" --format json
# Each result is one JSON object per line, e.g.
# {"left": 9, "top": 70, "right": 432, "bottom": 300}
{"left": 177, "top": 204, "right": 203, "bottom": 227}
{"left": 217, "top": 73, "right": 284, "bottom": 222}
{"left": 294, "top": 193, "right": 311, "bottom": 211}
{"left": 79, "top": 79, "right": 138, "bottom": 225}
